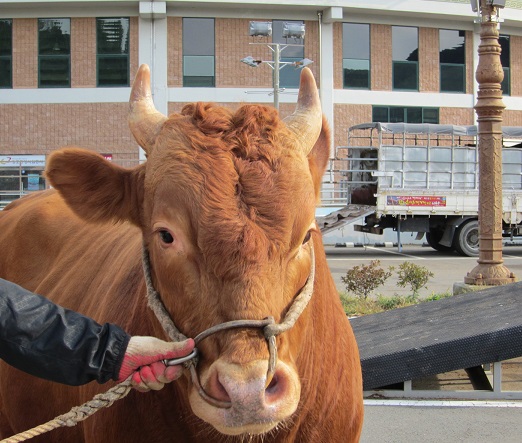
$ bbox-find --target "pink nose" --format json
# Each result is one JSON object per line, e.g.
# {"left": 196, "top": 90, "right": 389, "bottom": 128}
{"left": 204, "top": 359, "right": 298, "bottom": 410}
{"left": 190, "top": 359, "right": 301, "bottom": 434}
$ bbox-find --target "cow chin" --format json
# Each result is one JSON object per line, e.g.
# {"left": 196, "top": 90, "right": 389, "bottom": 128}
{"left": 189, "top": 359, "right": 301, "bottom": 436}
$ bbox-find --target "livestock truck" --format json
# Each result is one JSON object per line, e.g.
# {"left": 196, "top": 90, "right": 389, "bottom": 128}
{"left": 318, "top": 122, "right": 522, "bottom": 257}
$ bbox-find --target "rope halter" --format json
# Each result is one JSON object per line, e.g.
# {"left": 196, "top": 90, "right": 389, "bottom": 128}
{"left": 142, "top": 244, "right": 316, "bottom": 409}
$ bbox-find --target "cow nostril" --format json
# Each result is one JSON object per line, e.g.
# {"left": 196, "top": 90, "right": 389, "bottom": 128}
{"left": 264, "top": 370, "right": 288, "bottom": 404}
{"left": 266, "top": 373, "right": 279, "bottom": 392}
{"left": 206, "top": 370, "right": 231, "bottom": 403}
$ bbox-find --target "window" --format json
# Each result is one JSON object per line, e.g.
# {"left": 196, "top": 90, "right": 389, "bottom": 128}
{"left": 373, "top": 106, "right": 439, "bottom": 124}
{"left": 0, "top": 19, "right": 12, "bottom": 88}
{"left": 343, "top": 23, "right": 370, "bottom": 89}
{"left": 0, "top": 155, "right": 46, "bottom": 208}
{"left": 38, "top": 18, "right": 70, "bottom": 88}
{"left": 272, "top": 20, "right": 304, "bottom": 89}
{"left": 97, "top": 18, "right": 130, "bottom": 87}
{"left": 392, "top": 26, "right": 418, "bottom": 91}
{"left": 499, "top": 35, "right": 510, "bottom": 96}
{"left": 183, "top": 18, "right": 215, "bottom": 87}
{"left": 440, "top": 30, "right": 465, "bottom": 93}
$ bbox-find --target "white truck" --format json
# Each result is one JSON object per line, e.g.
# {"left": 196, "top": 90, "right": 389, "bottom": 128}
{"left": 318, "top": 122, "right": 522, "bottom": 257}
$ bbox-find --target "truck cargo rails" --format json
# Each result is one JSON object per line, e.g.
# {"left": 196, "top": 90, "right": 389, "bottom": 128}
{"left": 318, "top": 122, "right": 522, "bottom": 257}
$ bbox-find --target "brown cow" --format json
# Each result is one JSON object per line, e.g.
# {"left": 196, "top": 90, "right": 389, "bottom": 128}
{"left": 0, "top": 65, "right": 363, "bottom": 442}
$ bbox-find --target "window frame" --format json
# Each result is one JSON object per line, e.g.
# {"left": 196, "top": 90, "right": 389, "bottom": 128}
{"left": 372, "top": 106, "right": 439, "bottom": 124}
{"left": 499, "top": 34, "right": 510, "bottom": 96}
{"left": 182, "top": 17, "right": 215, "bottom": 88}
{"left": 342, "top": 22, "right": 370, "bottom": 90}
{"left": 0, "top": 19, "right": 12, "bottom": 89}
{"left": 439, "top": 29, "right": 466, "bottom": 94}
{"left": 392, "top": 26, "right": 419, "bottom": 92}
{"left": 96, "top": 17, "right": 130, "bottom": 87}
{"left": 37, "top": 18, "right": 71, "bottom": 88}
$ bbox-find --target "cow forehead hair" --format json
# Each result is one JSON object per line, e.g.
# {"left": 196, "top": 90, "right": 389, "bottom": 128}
{"left": 158, "top": 102, "right": 295, "bottom": 161}
{"left": 148, "top": 102, "right": 315, "bottom": 275}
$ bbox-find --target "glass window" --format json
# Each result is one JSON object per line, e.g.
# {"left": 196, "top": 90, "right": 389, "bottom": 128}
{"left": 0, "top": 156, "right": 46, "bottom": 208}
{"left": 440, "top": 29, "right": 465, "bottom": 93}
{"left": 97, "top": 18, "right": 130, "bottom": 87}
{"left": 422, "top": 108, "right": 439, "bottom": 124}
{"left": 0, "top": 19, "right": 12, "bottom": 88}
{"left": 343, "top": 23, "right": 370, "bottom": 89}
{"left": 183, "top": 18, "right": 215, "bottom": 87}
{"left": 38, "top": 18, "right": 70, "bottom": 88}
{"left": 372, "top": 107, "right": 389, "bottom": 123}
{"left": 373, "top": 106, "right": 439, "bottom": 124}
{"left": 499, "top": 35, "right": 510, "bottom": 96}
{"left": 273, "top": 20, "right": 304, "bottom": 89}
{"left": 392, "top": 26, "right": 418, "bottom": 91}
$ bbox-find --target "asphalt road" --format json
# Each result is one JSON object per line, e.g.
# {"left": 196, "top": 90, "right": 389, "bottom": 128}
{"left": 324, "top": 243, "right": 522, "bottom": 298}
{"left": 361, "top": 400, "right": 522, "bottom": 443}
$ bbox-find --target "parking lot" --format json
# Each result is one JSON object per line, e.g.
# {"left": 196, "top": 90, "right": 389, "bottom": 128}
{"left": 324, "top": 243, "right": 522, "bottom": 298}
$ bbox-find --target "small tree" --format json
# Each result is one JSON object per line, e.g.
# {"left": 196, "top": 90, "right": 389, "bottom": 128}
{"left": 396, "top": 261, "right": 434, "bottom": 298}
{"left": 341, "top": 260, "right": 393, "bottom": 299}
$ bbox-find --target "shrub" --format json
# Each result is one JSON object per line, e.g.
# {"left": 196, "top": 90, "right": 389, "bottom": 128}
{"left": 396, "top": 261, "right": 434, "bottom": 298}
{"left": 424, "top": 291, "right": 453, "bottom": 302}
{"left": 376, "top": 295, "right": 408, "bottom": 311}
{"left": 339, "top": 291, "right": 454, "bottom": 316}
{"left": 341, "top": 260, "right": 393, "bottom": 299}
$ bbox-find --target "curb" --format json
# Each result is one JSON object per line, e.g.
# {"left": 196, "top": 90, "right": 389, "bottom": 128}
{"left": 334, "top": 242, "right": 396, "bottom": 248}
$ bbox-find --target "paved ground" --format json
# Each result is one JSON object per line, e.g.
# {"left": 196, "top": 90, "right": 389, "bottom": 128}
{"left": 361, "top": 400, "right": 522, "bottom": 442}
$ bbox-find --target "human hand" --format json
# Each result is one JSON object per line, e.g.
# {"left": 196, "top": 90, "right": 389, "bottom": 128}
{"left": 118, "top": 337, "right": 195, "bottom": 392}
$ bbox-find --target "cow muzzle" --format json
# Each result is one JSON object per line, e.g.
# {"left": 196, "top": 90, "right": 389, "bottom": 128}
{"left": 189, "top": 358, "right": 300, "bottom": 436}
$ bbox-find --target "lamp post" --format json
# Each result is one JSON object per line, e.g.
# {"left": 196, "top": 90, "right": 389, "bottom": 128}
{"left": 241, "top": 21, "right": 312, "bottom": 110}
{"left": 465, "top": 0, "right": 515, "bottom": 285}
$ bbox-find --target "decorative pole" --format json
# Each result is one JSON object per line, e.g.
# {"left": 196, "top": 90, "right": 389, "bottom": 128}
{"left": 465, "top": 0, "right": 515, "bottom": 285}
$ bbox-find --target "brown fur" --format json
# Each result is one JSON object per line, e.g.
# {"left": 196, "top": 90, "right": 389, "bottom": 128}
{"left": 0, "top": 103, "right": 363, "bottom": 442}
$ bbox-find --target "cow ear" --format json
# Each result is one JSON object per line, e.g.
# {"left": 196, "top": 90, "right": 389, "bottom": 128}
{"left": 308, "top": 116, "right": 331, "bottom": 199}
{"left": 46, "top": 148, "right": 144, "bottom": 226}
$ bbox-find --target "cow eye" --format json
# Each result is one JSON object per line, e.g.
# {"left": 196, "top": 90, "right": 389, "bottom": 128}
{"left": 159, "top": 230, "right": 174, "bottom": 244}
{"left": 302, "top": 230, "right": 312, "bottom": 245}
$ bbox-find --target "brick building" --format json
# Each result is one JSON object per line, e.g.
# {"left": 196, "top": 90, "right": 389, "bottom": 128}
{"left": 1, "top": 0, "right": 522, "bottom": 204}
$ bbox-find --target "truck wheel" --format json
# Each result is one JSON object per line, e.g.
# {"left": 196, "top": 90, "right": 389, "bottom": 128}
{"left": 426, "top": 230, "right": 454, "bottom": 252}
{"left": 453, "top": 220, "right": 479, "bottom": 257}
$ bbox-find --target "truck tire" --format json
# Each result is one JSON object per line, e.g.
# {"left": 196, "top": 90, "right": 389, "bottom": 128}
{"left": 453, "top": 219, "right": 479, "bottom": 257}
{"left": 426, "top": 229, "right": 454, "bottom": 252}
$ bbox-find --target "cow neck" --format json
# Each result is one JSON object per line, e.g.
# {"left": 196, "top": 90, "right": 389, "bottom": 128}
{"left": 141, "top": 242, "right": 316, "bottom": 409}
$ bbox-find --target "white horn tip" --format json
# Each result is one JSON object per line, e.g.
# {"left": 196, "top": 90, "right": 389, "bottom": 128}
{"left": 297, "top": 68, "right": 320, "bottom": 109}
{"left": 131, "top": 64, "right": 152, "bottom": 104}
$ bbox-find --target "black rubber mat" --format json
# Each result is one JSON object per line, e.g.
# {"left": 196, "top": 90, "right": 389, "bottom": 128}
{"left": 350, "top": 281, "right": 522, "bottom": 390}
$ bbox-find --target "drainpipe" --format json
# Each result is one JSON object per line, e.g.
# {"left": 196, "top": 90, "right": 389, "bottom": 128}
{"left": 138, "top": 1, "right": 167, "bottom": 162}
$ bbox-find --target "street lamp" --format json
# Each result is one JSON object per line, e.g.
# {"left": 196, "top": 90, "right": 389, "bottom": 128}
{"left": 249, "top": 21, "right": 272, "bottom": 37}
{"left": 240, "top": 56, "right": 261, "bottom": 68}
{"left": 464, "top": 0, "right": 515, "bottom": 286}
{"left": 241, "top": 21, "right": 313, "bottom": 110}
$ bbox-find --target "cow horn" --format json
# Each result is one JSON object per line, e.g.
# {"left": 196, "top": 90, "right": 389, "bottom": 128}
{"left": 129, "top": 64, "right": 167, "bottom": 153}
{"left": 283, "top": 67, "right": 322, "bottom": 156}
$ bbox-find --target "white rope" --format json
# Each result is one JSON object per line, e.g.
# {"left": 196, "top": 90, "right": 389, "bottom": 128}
{"left": 0, "top": 377, "right": 133, "bottom": 442}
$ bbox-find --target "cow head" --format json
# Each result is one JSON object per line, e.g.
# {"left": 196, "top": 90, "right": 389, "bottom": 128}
{"left": 46, "top": 64, "right": 330, "bottom": 436}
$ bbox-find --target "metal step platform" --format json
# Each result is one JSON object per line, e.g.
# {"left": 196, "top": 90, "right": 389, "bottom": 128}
{"left": 350, "top": 281, "right": 522, "bottom": 399}
{"left": 316, "top": 204, "right": 375, "bottom": 234}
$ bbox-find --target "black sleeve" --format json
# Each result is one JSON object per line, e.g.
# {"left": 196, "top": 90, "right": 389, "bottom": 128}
{"left": 0, "top": 278, "right": 131, "bottom": 386}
